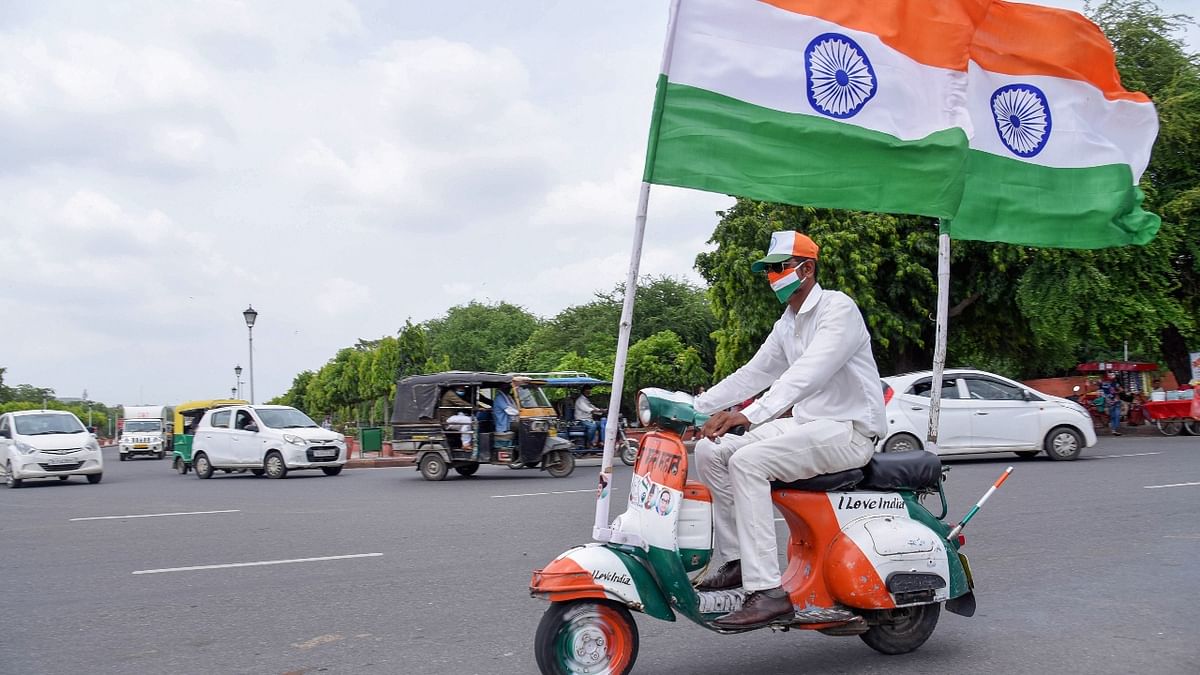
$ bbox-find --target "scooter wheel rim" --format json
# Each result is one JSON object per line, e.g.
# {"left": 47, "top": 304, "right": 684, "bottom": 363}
{"left": 555, "top": 604, "right": 633, "bottom": 674}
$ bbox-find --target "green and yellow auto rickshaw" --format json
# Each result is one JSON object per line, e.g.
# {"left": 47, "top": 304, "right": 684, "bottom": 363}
{"left": 171, "top": 399, "right": 247, "bottom": 474}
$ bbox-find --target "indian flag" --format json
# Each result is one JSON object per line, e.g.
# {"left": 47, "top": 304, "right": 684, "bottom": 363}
{"left": 644, "top": 0, "right": 1160, "bottom": 249}
{"left": 949, "top": 1, "right": 1160, "bottom": 248}
{"left": 643, "top": 0, "right": 985, "bottom": 219}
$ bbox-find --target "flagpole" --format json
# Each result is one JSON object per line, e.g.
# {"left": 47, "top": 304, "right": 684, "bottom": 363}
{"left": 594, "top": 0, "right": 682, "bottom": 544}
{"left": 927, "top": 225, "right": 951, "bottom": 454}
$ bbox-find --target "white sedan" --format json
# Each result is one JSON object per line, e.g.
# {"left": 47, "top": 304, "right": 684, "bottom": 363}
{"left": 880, "top": 369, "right": 1097, "bottom": 460}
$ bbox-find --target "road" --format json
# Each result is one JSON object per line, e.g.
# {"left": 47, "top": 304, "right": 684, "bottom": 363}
{"left": 1, "top": 436, "right": 1198, "bottom": 675}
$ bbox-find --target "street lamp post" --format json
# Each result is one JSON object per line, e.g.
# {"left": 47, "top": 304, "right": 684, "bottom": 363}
{"left": 243, "top": 305, "right": 258, "bottom": 404}
{"left": 234, "top": 364, "right": 243, "bottom": 399}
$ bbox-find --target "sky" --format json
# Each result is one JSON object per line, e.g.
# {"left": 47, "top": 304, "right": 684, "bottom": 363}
{"left": 1, "top": 0, "right": 1196, "bottom": 407}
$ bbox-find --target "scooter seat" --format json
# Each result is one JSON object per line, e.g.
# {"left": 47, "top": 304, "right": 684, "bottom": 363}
{"left": 771, "top": 468, "right": 863, "bottom": 492}
{"left": 859, "top": 450, "right": 942, "bottom": 491}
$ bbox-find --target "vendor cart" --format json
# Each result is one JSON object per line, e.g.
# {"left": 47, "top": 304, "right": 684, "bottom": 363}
{"left": 1142, "top": 395, "right": 1200, "bottom": 436}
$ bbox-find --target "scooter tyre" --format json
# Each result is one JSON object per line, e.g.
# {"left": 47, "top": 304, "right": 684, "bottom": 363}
{"left": 859, "top": 603, "right": 940, "bottom": 655}
{"left": 535, "top": 600, "right": 638, "bottom": 675}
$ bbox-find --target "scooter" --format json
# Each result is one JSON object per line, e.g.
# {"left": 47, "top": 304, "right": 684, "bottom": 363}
{"left": 530, "top": 388, "right": 1010, "bottom": 674}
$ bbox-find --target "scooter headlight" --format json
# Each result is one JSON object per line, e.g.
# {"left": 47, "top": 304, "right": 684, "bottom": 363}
{"left": 637, "top": 392, "right": 652, "bottom": 427}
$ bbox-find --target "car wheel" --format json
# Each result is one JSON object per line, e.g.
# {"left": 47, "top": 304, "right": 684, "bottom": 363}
{"left": 86, "top": 473, "right": 102, "bottom": 484}
{"left": 1015, "top": 451, "right": 1040, "bottom": 459}
{"left": 264, "top": 451, "right": 288, "bottom": 479}
{"left": 119, "top": 453, "right": 127, "bottom": 462}
{"left": 883, "top": 433, "right": 923, "bottom": 453}
{"left": 454, "top": 463, "right": 479, "bottom": 477}
{"left": 545, "top": 450, "right": 575, "bottom": 478}
{"left": 193, "top": 453, "right": 214, "bottom": 479}
{"left": 321, "top": 466, "right": 343, "bottom": 476}
{"left": 156, "top": 451, "right": 165, "bottom": 460}
{"left": 420, "top": 454, "right": 449, "bottom": 481}
{"left": 4, "top": 461, "right": 21, "bottom": 489}
{"left": 1044, "top": 426, "right": 1083, "bottom": 461}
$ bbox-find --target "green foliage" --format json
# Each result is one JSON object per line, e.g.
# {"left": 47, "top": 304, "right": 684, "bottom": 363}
{"left": 624, "top": 331, "right": 709, "bottom": 400}
{"left": 424, "top": 301, "right": 539, "bottom": 372}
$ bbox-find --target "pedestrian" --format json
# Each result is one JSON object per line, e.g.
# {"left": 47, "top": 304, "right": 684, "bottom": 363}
{"left": 1100, "top": 373, "right": 1123, "bottom": 436}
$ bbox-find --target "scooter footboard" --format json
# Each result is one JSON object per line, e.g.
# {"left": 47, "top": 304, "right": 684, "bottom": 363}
{"left": 530, "top": 544, "right": 675, "bottom": 621}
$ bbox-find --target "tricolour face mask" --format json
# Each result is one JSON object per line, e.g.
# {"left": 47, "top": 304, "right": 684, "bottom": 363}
{"left": 767, "top": 268, "right": 804, "bottom": 304}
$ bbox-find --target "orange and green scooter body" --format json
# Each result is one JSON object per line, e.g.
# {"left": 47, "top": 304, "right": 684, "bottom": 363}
{"left": 531, "top": 399, "right": 975, "bottom": 634}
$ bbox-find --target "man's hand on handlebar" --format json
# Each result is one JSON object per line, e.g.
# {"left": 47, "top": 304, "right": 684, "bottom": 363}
{"left": 700, "top": 411, "right": 750, "bottom": 442}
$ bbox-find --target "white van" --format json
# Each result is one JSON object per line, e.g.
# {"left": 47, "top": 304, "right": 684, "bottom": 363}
{"left": 0, "top": 410, "right": 104, "bottom": 488}
{"left": 190, "top": 405, "right": 347, "bottom": 479}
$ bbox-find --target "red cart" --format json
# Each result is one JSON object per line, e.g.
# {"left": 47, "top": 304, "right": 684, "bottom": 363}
{"left": 1142, "top": 393, "right": 1200, "bottom": 436}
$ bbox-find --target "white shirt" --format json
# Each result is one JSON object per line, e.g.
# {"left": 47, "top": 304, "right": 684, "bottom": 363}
{"left": 575, "top": 394, "right": 599, "bottom": 420}
{"left": 695, "top": 284, "right": 887, "bottom": 438}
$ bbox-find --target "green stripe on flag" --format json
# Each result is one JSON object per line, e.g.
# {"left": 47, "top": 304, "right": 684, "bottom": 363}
{"left": 949, "top": 151, "right": 1160, "bottom": 248}
{"left": 643, "top": 81, "right": 968, "bottom": 219}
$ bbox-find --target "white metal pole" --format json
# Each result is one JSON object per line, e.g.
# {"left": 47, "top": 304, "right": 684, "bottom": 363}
{"left": 593, "top": 0, "right": 681, "bottom": 543}
{"left": 926, "top": 230, "right": 951, "bottom": 454}
{"left": 248, "top": 325, "right": 255, "bottom": 405}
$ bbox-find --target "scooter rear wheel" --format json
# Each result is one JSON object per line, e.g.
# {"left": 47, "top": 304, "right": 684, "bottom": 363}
{"left": 535, "top": 600, "right": 638, "bottom": 675}
{"left": 859, "top": 603, "right": 940, "bottom": 655}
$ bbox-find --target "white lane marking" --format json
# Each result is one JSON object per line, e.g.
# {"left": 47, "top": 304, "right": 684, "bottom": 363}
{"left": 1144, "top": 481, "right": 1200, "bottom": 490}
{"left": 132, "top": 553, "right": 383, "bottom": 575}
{"left": 71, "top": 509, "right": 240, "bottom": 522}
{"left": 1091, "top": 452, "right": 1162, "bottom": 459}
{"left": 491, "top": 489, "right": 594, "bottom": 499}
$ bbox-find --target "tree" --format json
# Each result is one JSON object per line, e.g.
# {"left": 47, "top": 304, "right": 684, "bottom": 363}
{"left": 424, "top": 301, "right": 540, "bottom": 372}
{"left": 624, "top": 331, "right": 710, "bottom": 401}
{"left": 1088, "top": 0, "right": 1200, "bottom": 385}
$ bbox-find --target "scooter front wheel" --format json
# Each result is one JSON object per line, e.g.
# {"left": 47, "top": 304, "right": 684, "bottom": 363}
{"left": 859, "top": 602, "right": 940, "bottom": 655}
{"left": 535, "top": 600, "right": 638, "bottom": 675}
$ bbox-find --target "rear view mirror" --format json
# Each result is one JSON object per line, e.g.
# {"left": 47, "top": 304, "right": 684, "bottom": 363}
{"left": 245, "top": 423, "right": 259, "bottom": 433}
{"left": 0, "top": 429, "right": 9, "bottom": 439}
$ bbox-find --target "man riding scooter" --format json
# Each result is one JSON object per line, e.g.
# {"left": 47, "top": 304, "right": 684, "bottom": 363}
{"left": 692, "top": 230, "right": 887, "bottom": 629}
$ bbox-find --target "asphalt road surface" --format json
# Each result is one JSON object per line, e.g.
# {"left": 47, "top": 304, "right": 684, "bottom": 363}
{"left": 2, "top": 436, "right": 1198, "bottom": 675}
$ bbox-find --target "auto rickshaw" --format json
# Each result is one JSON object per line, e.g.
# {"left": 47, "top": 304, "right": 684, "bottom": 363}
{"left": 171, "top": 398, "right": 247, "bottom": 474}
{"left": 391, "top": 372, "right": 575, "bottom": 481}
{"left": 514, "top": 372, "right": 640, "bottom": 466}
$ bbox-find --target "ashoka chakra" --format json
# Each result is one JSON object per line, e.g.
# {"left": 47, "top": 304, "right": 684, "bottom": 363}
{"left": 991, "top": 84, "right": 1052, "bottom": 158}
{"left": 804, "top": 33, "right": 877, "bottom": 119}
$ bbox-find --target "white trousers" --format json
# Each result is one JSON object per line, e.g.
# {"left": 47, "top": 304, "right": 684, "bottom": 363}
{"left": 694, "top": 418, "right": 875, "bottom": 591}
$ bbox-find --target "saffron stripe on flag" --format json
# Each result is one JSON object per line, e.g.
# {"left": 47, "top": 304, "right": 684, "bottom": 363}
{"left": 969, "top": 0, "right": 1151, "bottom": 102}
{"left": 758, "top": 0, "right": 983, "bottom": 70}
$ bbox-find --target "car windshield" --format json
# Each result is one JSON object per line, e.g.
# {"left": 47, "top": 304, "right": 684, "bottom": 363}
{"left": 14, "top": 413, "right": 86, "bottom": 436}
{"left": 124, "top": 420, "right": 161, "bottom": 432}
{"left": 256, "top": 408, "right": 318, "bottom": 429}
{"left": 516, "top": 385, "right": 552, "bottom": 409}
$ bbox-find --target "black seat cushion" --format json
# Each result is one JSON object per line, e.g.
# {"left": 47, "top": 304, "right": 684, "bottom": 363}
{"left": 771, "top": 468, "right": 863, "bottom": 492}
{"left": 860, "top": 450, "right": 942, "bottom": 491}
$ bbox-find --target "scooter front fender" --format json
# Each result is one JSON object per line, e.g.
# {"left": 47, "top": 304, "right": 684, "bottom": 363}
{"left": 530, "top": 543, "right": 675, "bottom": 621}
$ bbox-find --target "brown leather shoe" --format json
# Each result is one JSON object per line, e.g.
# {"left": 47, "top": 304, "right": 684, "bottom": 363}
{"left": 713, "top": 587, "right": 793, "bottom": 628}
{"left": 696, "top": 559, "right": 742, "bottom": 591}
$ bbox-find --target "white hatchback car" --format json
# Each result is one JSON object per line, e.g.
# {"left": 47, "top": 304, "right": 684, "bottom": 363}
{"left": 880, "top": 369, "right": 1097, "bottom": 460}
{"left": 190, "top": 404, "right": 347, "bottom": 479}
{"left": 0, "top": 410, "right": 104, "bottom": 487}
